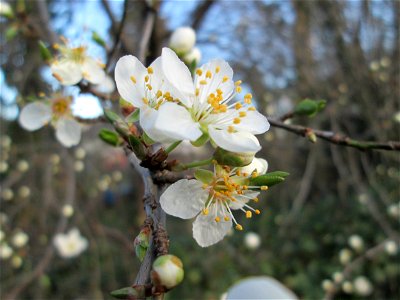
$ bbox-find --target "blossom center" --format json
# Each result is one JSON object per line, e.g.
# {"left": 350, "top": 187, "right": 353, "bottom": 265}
{"left": 52, "top": 97, "right": 70, "bottom": 117}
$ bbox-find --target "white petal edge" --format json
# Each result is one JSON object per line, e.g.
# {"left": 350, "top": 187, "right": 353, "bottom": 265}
{"left": 161, "top": 47, "right": 195, "bottom": 106}
{"left": 193, "top": 212, "right": 232, "bottom": 247}
{"left": 154, "top": 102, "right": 203, "bottom": 141}
{"left": 55, "top": 118, "right": 82, "bottom": 147}
{"left": 234, "top": 110, "right": 270, "bottom": 135}
{"left": 160, "top": 179, "right": 207, "bottom": 219}
{"left": 51, "top": 59, "right": 82, "bottom": 85}
{"left": 19, "top": 102, "right": 52, "bottom": 131}
{"left": 115, "top": 55, "right": 147, "bottom": 107}
{"left": 82, "top": 57, "right": 106, "bottom": 85}
{"left": 239, "top": 158, "right": 268, "bottom": 175}
{"left": 209, "top": 127, "right": 261, "bottom": 153}
{"left": 140, "top": 106, "right": 177, "bottom": 143}
{"left": 229, "top": 191, "right": 260, "bottom": 210}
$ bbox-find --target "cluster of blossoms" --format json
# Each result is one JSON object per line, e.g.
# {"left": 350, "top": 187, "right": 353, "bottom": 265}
{"left": 114, "top": 45, "right": 276, "bottom": 247}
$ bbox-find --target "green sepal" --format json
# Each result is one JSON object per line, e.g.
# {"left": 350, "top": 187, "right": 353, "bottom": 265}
{"left": 294, "top": 99, "right": 326, "bottom": 117}
{"left": 38, "top": 41, "right": 53, "bottom": 62}
{"left": 92, "top": 31, "right": 107, "bottom": 48}
{"left": 213, "top": 148, "right": 254, "bottom": 167}
{"left": 135, "top": 245, "right": 147, "bottom": 262}
{"left": 99, "top": 129, "right": 122, "bottom": 146}
{"left": 104, "top": 109, "right": 122, "bottom": 123}
{"left": 249, "top": 172, "right": 289, "bottom": 187}
{"left": 110, "top": 287, "right": 139, "bottom": 299}
{"left": 128, "top": 135, "right": 146, "bottom": 159}
{"left": 194, "top": 169, "right": 214, "bottom": 184}
{"left": 141, "top": 132, "right": 155, "bottom": 145}
{"left": 126, "top": 109, "right": 140, "bottom": 123}
{"left": 191, "top": 132, "right": 209, "bottom": 147}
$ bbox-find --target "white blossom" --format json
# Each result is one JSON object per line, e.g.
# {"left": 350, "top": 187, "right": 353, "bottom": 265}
{"left": 384, "top": 240, "right": 398, "bottom": 255}
{"left": 348, "top": 235, "right": 364, "bottom": 252}
{"left": 160, "top": 160, "right": 269, "bottom": 247}
{"left": 342, "top": 281, "right": 353, "bottom": 294}
{"left": 53, "top": 228, "right": 88, "bottom": 259}
{"left": 183, "top": 47, "right": 202, "bottom": 65}
{"left": 353, "top": 276, "right": 373, "bottom": 296}
{"left": 333, "top": 272, "right": 344, "bottom": 283}
{"left": 18, "top": 186, "right": 31, "bottom": 198}
{"left": 19, "top": 94, "right": 81, "bottom": 147}
{"left": 16, "top": 160, "right": 29, "bottom": 172}
{"left": 74, "top": 147, "right": 86, "bottom": 159}
{"left": 321, "top": 279, "right": 334, "bottom": 292}
{"left": 12, "top": 231, "right": 29, "bottom": 248}
{"left": 339, "top": 248, "right": 352, "bottom": 265}
{"left": 244, "top": 232, "right": 261, "bottom": 250}
{"left": 0, "top": 243, "right": 13, "bottom": 259}
{"left": 169, "top": 27, "right": 196, "bottom": 53}
{"left": 51, "top": 42, "right": 106, "bottom": 86}
{"left": 1, "top": 188, "right": 14, "bottom": 201}
{"left": 62, "top": 204, "right": 74, "bottom": 218}
{"left": 0, "top": 2, "right": 13, "bottom": 18}
{"left": 155, "top": 48, "right": 270, "bottom": 152}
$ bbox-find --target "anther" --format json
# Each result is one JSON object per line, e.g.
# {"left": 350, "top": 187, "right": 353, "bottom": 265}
{"left": 147, "top": 67, "right": 153, "bottom": 74}
{"left": 224, "top": 216, "right": 230, "bottom": 221}
{"left": 215, "top": 216, "right": 221, "bottom": 223}
{"left": 145, "top": 75, "right": 149, "bottom": 82}
{"left": 248, "top": 107, "right": 256, "bottom": 111}
{"left": 202, "top": 208, "right": 209, "bottom": 215}
{"left": 255, "top": 209, "right": 261, "bottom": 215}
{"left": 253, "top": 197, "right": 259, "bottom": 203}
{"left": 215, "top": 66, "right": 221, "bottom": 73}
{"left": 235, "top": 80, "right": 242, "bottom": 86}
{"left": 261, "top": 186, "right": 269, "bottom": 191}
{"left": 244, "top": 98, "right": 252, "bottom": 104}
{"left": 206, "top": 71, "right": 212, "bottom": 79}
{"left": 239, "top": 111, "right": 247, "bottom": 117}
{"left": 200, "top": 80, "right": 207, "bottom": 85}
{"left": 228, "top": 126, "right": 235, "bottom": 133}
{"left": 233, "top": 118, "right": 241, "bottom": 124}
{"left": 235, "top": 224, "right": 243, "bottom": 231}
{"left": 246, "top": 211, "right": 252, "bottom": 218}
{"left": 222, "top": 76, "right": 229, "bottom": 83}
{"left": 235, "top": 103, "right": 242, "bottom": 110}
{"left": 146, "top": 84, "right": 153, "bottom": 91}
{"left": 236, "top": 86, "right": 242, "bottom": 93}
{"left": 196, "top": 69, "right": 203, "bottom": 76}
{"left": 130, "top": 76, "right": 137, "bottom": 84}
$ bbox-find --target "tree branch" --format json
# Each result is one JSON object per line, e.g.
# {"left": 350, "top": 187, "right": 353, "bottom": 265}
{"left": 268, "top": 118, "right": 400, "bottom": 151}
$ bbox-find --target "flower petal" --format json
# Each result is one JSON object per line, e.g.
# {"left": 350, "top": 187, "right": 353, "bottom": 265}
{"left": 55, "top": 119, "right": 81, "bottom": 147}
{"left": 115, "top": 55, "right": 147, "bottom": 107}
{"left": 234, "top": 110, "right": 270, "bottom": 134}
{"left": 140, "top": 106, "right": 176, "bottom": 143}
{"left": 92, "top": 76, "right": 115, "bottom": 94}
{"left": 160, "top": 179, "right": 207, "bottom": 219}
{"left": 239, "top": 158, "right": 268, "bottom": 175}
{"left": 51, "top": 59, "right": 82, "bottom": 85}
{"left": 161, "top": 47, "right": 195, "bottom": 107}
{"left": 196, "top": 59, "right": 234, "bottom": 105}
{"left": 81, "top": 57, "right": 106, "bottom": 85}
{"left": 229, "top": 191, "right": 259, "bottom": 210}
{"left": 154, "top": 102, "right": 202, "bottom": 141}
{"left": 19, "top": 102, "right": 52, "bottom": 131}
{"left": 209, "top": 127, "right": 261, "bottom": 153}
{"left": 193, "top": 212, "right": 232, "bottom": 247}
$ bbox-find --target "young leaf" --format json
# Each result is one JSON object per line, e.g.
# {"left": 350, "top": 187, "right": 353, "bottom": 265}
{"left": 99, "top": 129, "right": 121, "bottom": 146}
{"left": 104, "top": 109, "right": 121, "bottom": 123}
{"left": 126, "top": 109, "right": 140, "bottom": 123}
{"left": 38, "top": 41, "right": 53, "bottom": 62}
{"left": 92, "top": 31, "right": 106, "bottom": 48}
{"left": 294, "top": 99, "right": 326, "bottom": 117}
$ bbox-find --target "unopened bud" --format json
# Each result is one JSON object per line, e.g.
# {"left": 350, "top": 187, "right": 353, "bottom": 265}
{"left": 306, "top": 130, "right": 317, "bottom": 143}
{"left": 183, "top": 47, "right": 202, "bottom": 65}
{"left": 213, "top": 148, "right": 254, "bottom": 167}
{"left": 169, "top": 27, "right": 196, "bottom": 54}
{"left": 18, "top": 186, "right": 30, "bottom": 198}
{"left": 348, "top": 235, "right": 364, "bottom": 252}
{"left": 342, "top": 281, "right": 353, "bottom": 294}
{"left": 151, "top": 254, "right": 184, "bottom": 290}
{"left": 134, "top": 227, "right": 151, "bottom": 262}
{"left": 17, "top": 160, "right": 29, "bottom": 172}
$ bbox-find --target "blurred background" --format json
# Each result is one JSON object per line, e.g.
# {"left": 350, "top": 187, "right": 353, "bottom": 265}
{"left": 0, "top": 0, "right": 399, "bottom": 299}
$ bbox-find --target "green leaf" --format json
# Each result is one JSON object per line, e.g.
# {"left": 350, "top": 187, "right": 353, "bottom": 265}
{"left": 142, "top": 132, "right": 155, "bottom": 145}
{"left": 126, "top": 109, "right": 140, "bottom": 123}
{"left": 99, "top": 129, "right": 121, "bottom": 146}
{"left": 38, "top": 41, "right": 53, "bottom": 62}
{"left": 249, "top": 172, "right": 289, "bottom": 187}
{"left": 104, "top": 109, "right": 121, "bottom": 123}
{"left": 194, "top": 169, "right": 214, "bottom": 184}
{"left": 294, "top": 99, "right": 326, "bottom": 117}
{"left": 92, "top": 31, "right": 106, "bottom": 48}
{"left": 5, "top": 26, "right": 18, "bottom": 41}
{"left": 110, "top": 287, "right": 139, "bottom": 299}
{"left": 213, "top": 148, "right": 254, "bottom": 167}
{"left": 191, "top": 132, "right": 209, "bottom": 147}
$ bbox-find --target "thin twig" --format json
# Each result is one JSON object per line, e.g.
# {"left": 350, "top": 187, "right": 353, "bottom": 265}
{"left": 138, "top": 9, "right": 156, "bottom": 64}
{"left": 269, "top": 118, "right": 400, "bottom": 151}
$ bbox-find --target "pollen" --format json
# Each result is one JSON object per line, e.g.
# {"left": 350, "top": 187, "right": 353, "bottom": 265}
{"left": 146, "top": 84, "right": 153, "bottom": 91}
{"left": 246, "top": 211, "right": 252, "bottom": 218}
{"left": 261, "top": 186, "right": 269, "bottom": 191}
{"left": 147, "top": 67, "right": 153, "bottom": 74}
{"left": 215, "top": 66, "right": 221, "bottom": 73}
{"left": 156, "top": 90, "right": 163, "bottom": 98}
{"left": 235, "top": 224, "right": 243, "bottom": 231}
{"left": 196, "top": 69, "right": 203, "bottom": 76}
{"left": 145, "top": 75, "right": 149, "bottom": 82}
{"left": 253, "top": 197, "right": 259, "bottom": 203}
{"left": 228, "top": 126, "right": 235, "bottom": 133}
{"left": 244, "top": 98, "right": 252, "bottom": 104}
{"left": 233, "top": 118, "right": 241, "bottom": 124}
{"left": 142, "top": 97, "right": 149, "bottom": 104}
{"left": 222, "top": 76, "right": 229, "bottom": 83}
{"left": 255, "top": 209, "right": 261, "bottom": 215}
{"left": 195, "top": 88, "right": 200, "bottom": 96}
{"left": 235, "top": 80, "right": 242, "bottom": 86}
{"left": 244, "top": 93, "right": 252, "bottom": 99}
{"left": 130, "top": 76, "right": 137, "bottom": 84}
{"left": 224, "top": 216, "right": 230, "bottom": 221}
{"left": 200, "top": 80, "right": 207, "bottom": 85}
{"left": 251, "top": 171, "right": 258, "bottom": 178}
{"left": 248, "top": 106, "right": 256, "bottom": 111}
{"left": 202, "top": 208, "right": 209, "bottom": 215}
{"left": 236, "top": 86, "right": 242, "bottom": 93}
{"left": 239, "top": 111, "right": 247, "bottom": 117}
{"left": 206, "top": 71, "right": 212, "bottom": 79}
{"left": 215, "top": 216, "right": 221, "bottom": 223}
{"left": 235, "top": 103, "right": 242, "bottom": 110}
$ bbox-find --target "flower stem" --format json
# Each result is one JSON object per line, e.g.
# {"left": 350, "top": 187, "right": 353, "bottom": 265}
{"left": 165, "top": 141, "right": 182, "bottom": 154}
{"left": 174, "top": 157, "right": 214, "bottom": 171}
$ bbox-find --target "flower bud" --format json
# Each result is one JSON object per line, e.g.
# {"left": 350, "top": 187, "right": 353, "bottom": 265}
{"left": 213, "top": 148, "right": 254, "bottom": 167}
{"left": 134, "top": 227, "right": 151, "bottom": 262}
{"left": 342, "top": 281, "right": 353, "bottom": 294}
{"left": 244, "top": 232, "right": 261, "bottom": 250}
{"left": 348, "top": 235, "right": 364, "bottom": 252}
{"left": 333, "top": 272, "right": 344, "bottom": 283}
{"left": 183, "top": 47, "right": 201, "bottom": 65}
{"left": 1, "top": 188, "right": 14, "bottom": 201}
{"left": 12, "top": 231, "right": 29, "bottom": 248}
{"left": 384, "top": 240, "right": 398, "bottom": 255}
{"left": 321, "top": 279, "right": 334, "bottom": 292}
{"left": 339, "top": 248, "right": 352, "bottom": 265}
{"left": 0, "top": 243, "right": 13, "bottom": 259}
{"left": 62, "top": 204, "right": 74, "bottom": 218}
{"left": 169, "top": 27, "right": 196, "bottom": 54}
{"left": 353, "top": 276, "right": 373, "bottom": 296}
{"left": 151, "top": 254, "right": 184, "bottom": 290}
{"left": 18, "top": 186, "right": 30, "bottom": 198}
{"left": 0, "top": 2, "right": 14, "bottom": 18}
{"left": 17, "top": 160, "right": 29, "bottom": 172}
{"left": 0, "top": 161, "right": 8, "bottom": 173}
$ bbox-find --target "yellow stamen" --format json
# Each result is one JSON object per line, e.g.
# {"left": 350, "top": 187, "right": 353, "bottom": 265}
{"left": 251, "top": 171, "right": 258, "bottom": 178}
{"left": 233, "top": 118, "right": 241, "bottom": 124}
{"left": 215, "top": 66, "right": 221, "bottom": 73}
{"left": 244, "top": 93, "right": 252, "bottom": 99}
{"left": 202, "top": 184, "right": 208, "bottom": 189}
{"left": 215, "top": 216, "right": 221, "bottom": 223}
{"left": 246, "top": 211, "right": 252, "bottom": 218}
{"left": 253, "top": 197, "right": 259, "bottom": 203}
{"left": 130, "top": 76, "right": 137, "bottom": 84}
{"left": 147, "top": 67, "right": 153, "bottom": 74}
{"left": 206, "top": 71, "right": 212, "bottom": 79}
{"left": 146, "top": 84, "right": 152, "bottom": 91}
{"left": 200, "top": 80, "right": 207, "bottom": 85}
{"left": 235, "top": 103, "right": 242, "bottom": 110}
{"left": 244, "top": 98, "right": 252, "bottom": 104}
{"left": 145, "top": 75, "right": 149, "bottom": 82}
{"left": 235, "top": 224, "right": 243, "bottom": 231}
{"left": 235, "top": 80, "right": 242, "bottom": 86}
{"left": 142, "top": 97, "right": 149, "bottom": 104}
{"left": 195, "top": 88, "right": 200, "bottom": 96}
{"left": 228, "top": 126, "right": 235, "bottom": 133}
{"left": 236, "top": 86, "right": 242, "bottom": 93}
{"left": 202, "top": 208, "right": 209, "bottom": 215}
{"left": 224, "top": 216, "right": 230, "bottom": 221}
{"left": 196, "top": 69, "right": 203, "bottom": 76}
{"left": 255, "top": 209, "right": 261, "bottom": 215}
{"left": 248, "top": 106, "right": 256, "bottom": 111}
{"left": 156, "top": 90, "right": 163, "bottom": 98}
{"left": 239, "top": 111, "right": 247, "bottom": 117}
{"left": 222, "top": 76, "right": 229, "bottom": 83}
{"left": 261, "top": 186, "right": 269, "bottom": 191}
